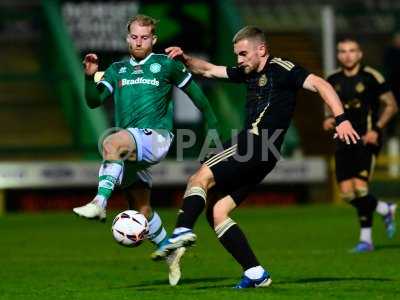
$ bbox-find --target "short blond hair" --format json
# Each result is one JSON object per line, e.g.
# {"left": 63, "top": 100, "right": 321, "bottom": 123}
{"left": 126, "top": 14, "right": 158, "bottom": 34}
{"left": 232, "top": 26, "right": 267, "bottom": 45}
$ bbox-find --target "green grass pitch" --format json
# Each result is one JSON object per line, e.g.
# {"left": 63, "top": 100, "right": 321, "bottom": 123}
{"left": 1, "top": 205, "right": 399, "bottom": 300}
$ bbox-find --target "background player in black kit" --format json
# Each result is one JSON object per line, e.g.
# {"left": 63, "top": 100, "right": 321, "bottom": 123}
{"left": 324, "top": 38, "right": 398, "bottom": 253}
{"left": 152, "top": 26, "right": 360, "bottom": 288}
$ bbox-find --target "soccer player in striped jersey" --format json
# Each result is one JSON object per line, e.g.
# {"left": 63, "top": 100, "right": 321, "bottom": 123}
{"left": 72, "top": 14, "right": 218, "bottom": 285}
{"left": 151, "top": 26, "right": 359, "bottom": 288}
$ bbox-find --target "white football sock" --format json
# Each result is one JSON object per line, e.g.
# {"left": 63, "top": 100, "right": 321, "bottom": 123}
{"left": 376, "top": 201, "right": 390, "bottom": 216}
{"left": 92, "top": 195, "right": 107, "bottom": 209}
{"left": 244, "top": 266, "right": 265, "bottom": 280}
{"left": 173, "top": 227, "right": 191, "bottom": 235}
{"left": 95, "top": 161, "right": 124, "bottom": 209}
{"left": 360, "top": 228, "right": 372, "bottom": 244}
{"left": 147, "top": 211, "right": 167, "bottom": 245}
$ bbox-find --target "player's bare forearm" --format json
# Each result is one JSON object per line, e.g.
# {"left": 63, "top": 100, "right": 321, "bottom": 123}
{"left": 303, "top": 74, "right": 360, "bottom": 144}
{"left": 376, "top": 91, "right": 398, "bottom": 129}
{"left": 185, "top": 55, "right": 216, "bottom": 77}
{"left": 303, "top": 74, "right": 344, "bottom": 116}
{"left": 166, "top": 46, "right": 227, "bottom": 78}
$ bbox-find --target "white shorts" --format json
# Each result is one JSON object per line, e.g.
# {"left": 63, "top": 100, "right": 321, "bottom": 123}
{"left": 118, "top": 128, "right": 174, "bottom": 188}
{"left": 126, "top": 128, "right": 173, "bottom": 164}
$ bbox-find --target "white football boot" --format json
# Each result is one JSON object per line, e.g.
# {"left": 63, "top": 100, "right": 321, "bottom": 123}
{"left": 73, "top": 201, "right": 106, "bottom": 222}
{"left": 166, "top": 247, "right": 186, "bottom": 286}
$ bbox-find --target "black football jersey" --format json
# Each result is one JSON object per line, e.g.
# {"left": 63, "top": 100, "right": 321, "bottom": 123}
{"left": 327, "top": 66, "right": 390, "bottom": 135}
{"left": 226, "top": 56, "right": 310, "bottom": 137}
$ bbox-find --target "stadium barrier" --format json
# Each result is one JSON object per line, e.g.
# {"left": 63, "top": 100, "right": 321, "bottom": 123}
{"left": 0, "top": 158, "right": 326, "bottom": 189}
{"left": 0, "top": 158, "right": 327, "bottom": 213}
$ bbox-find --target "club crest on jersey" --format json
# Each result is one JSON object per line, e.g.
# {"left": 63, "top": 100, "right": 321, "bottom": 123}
{"left": 150, "top": 63, "right": 161, "bottom": 73}
{"left": 258, "top": 74, "right": 268, "bottom": 86}
{"left": 346, "top": 98, "right": 361, "bottom": 109}
{"left": 132, "top": 65, "right": 143, "bottom": 75}
{"left": 335, "top": 84, "right": 341, "bottom": 92}
{"left": 118, "top": 67, "right": 127, "bottom": 74}
{"left": 355, "top": 82, "right": 365, "bottom": 93}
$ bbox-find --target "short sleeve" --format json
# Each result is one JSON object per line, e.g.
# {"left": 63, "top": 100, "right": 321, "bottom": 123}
{"left": 98, "top": 65, "right": 117, "bottom": 94}
{"left": 169, "top": 60, "right": 192, "bottom": 89}
{"left": 287, "top": 64, "right": 310, "bottom": 90}
{"left": 374, "top": 74, "right": 391, "bottom": 96}
{"left": 364, "top": 66, "right": 391, "bottom": 96}
{"left": 226, "top": 66, "right": 246, "bottom": 83}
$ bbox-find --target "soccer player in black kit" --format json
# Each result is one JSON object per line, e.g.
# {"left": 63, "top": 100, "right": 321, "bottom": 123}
{"left": 152, "top": 26, "right": 360, "bottom": 288}
{"left": 324, "top": 38, "right": 398, "bottom": 253}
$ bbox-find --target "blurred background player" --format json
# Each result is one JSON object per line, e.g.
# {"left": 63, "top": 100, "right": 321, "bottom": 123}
{"left": 324, "top": 38, "right": 398, "bottom": 253}
{"left": 152, "top": 26, "right": 359, "bottom": 288}
{"left": 72, "top": 14, "right": 218, "bottom": 285}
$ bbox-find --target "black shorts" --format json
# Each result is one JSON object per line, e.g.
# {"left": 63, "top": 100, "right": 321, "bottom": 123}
{"left": 335, "top": 143, "right": 376, "bottom": 182}
{"left": 203, "top": 130, "right": 279, "bottom": 201}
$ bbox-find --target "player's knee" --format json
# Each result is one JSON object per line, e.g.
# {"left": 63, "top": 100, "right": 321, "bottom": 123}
{"left": 187, "top": 173, "right": 198, "bottom": 186}
{"left": 187, "top": 173, "right": 207, "bottom": 190}
{"left": 103, "top": 135, "right": 132, "bottom": 160}
{"left": 188, "top": 166, "right": 214, "bottom": 190}
{"left": 102, "top": 136, "right": 123, "bottom": 159}
{"left": 103, "top": 139, "right": 117, "bottom": 157}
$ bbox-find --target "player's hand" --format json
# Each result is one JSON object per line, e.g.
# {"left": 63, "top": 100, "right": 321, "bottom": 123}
{"left": 165, "top": 46, "right": 185, "bottom": 60}
{"left": 333, "top": 120, "right": 360, "bottom": 145}
{"left": 323, "top": 117, "right": 335, "bottom": 131}
{"left": 83, "top": 53, "right": 99, "bottom": 76}
{"left": 362, "top": 130, "right": 379, "bottom": 145}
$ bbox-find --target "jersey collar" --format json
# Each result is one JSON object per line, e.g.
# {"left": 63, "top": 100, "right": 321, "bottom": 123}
{"left": 264, "top": 55, "right": 272, "bottom": 70}
{"left": 130, "top": 53, "right": 154, "bottom": 66}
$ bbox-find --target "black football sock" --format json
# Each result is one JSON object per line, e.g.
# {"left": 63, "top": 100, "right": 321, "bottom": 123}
{"left": 350, "top": 194, "right": 377, "bottom": 228}
{"left": 215, "top": 218, "right": 260, "bottom": 271}
{"left": 175, "top": 187, "right": 206, "bottom": 229}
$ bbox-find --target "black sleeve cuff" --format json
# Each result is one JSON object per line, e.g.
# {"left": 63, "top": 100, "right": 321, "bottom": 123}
{"left": 335, "top": 113, "right": 348, "bottom": 126}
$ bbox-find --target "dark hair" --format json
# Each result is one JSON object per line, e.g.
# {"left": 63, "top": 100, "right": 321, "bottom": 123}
{"left": 337, "top": 37, "right": 361, "bottom": 49}
{"left": 232, "top": 26, "right": 267, "bottom": 45}
{"left": 126, "top": 14, "right": 159, "bottom": 34}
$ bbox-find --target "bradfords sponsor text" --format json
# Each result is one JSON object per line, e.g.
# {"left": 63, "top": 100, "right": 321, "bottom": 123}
{"left": 120, "top": 77, "right": 159, "bottom": 87}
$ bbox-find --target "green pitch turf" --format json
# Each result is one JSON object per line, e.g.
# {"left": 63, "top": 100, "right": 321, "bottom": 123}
{"left": 0, "top": 205, "right": 399, "bottom": 300}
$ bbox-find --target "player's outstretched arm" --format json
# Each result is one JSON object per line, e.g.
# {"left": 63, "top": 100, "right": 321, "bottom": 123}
{"left": 303, "top": 74, "right": 360, "bottom": 145}
{"left": 166, "top": 46, "right": 227, "bottom": 79}
{"left": 183, "top": 80, "right": 218, "bottom": 130}
{"left": 83, "top": 53, "right": 110, "bottom": 108}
